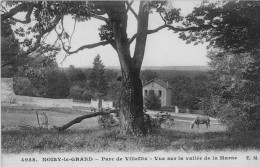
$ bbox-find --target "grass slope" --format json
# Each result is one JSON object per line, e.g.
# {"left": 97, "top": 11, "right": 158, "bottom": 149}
{"left": 2, "top": 128, "right": 260, "bottom": 153}
{"left": 1, "top": 106, "right": 259, "bottom": 153}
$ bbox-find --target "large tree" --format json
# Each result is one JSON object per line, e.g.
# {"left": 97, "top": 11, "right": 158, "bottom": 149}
{"left": 200, "top": 49, "right": 260, "bottom": 131}
{"left": 2, "top": 1, "right": 259, "bottom": 135}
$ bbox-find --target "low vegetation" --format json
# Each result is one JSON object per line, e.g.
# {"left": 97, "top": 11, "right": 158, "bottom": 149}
{"left": 2, "top": 127, "right": 260, "bottom": 153}
{"left": 1, "top": 106, "right": 259, "bottom": 153}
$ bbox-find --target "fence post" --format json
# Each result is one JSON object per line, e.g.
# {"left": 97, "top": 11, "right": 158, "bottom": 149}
{"left": 36, "top": 110, "right": 40, "bottom": 128}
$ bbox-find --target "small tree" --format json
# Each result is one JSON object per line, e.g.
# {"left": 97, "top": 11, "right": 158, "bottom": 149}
{"left": 89, "top": 54, "right": 108, "bottom": 109}
{"left": 144, "top": 90, "right": 161, "bottom": 111}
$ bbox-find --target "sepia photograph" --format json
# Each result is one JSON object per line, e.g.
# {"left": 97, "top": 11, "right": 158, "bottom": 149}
{"left": 1, "top": 0, "right": 260, "bottom": 167}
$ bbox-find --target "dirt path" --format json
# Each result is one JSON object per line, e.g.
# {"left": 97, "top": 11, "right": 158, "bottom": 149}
{"left": 146, "top": 110, "right": 219, "bottom": 124}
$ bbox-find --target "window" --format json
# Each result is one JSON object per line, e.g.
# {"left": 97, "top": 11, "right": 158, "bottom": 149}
{"left": 158, "top": 90, "right": 162, "bottom": 97}
{"left": 145, "top": 90, "right": 148, "bottom": 96}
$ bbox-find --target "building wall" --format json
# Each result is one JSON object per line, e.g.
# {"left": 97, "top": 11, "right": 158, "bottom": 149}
{"left": 166, "top": 88, "right": 172, "bottom": 106}
{"left": 143, "top": 82, "right": 168, "bottom": 106}
{"left": 91, "top": 99, "right": 115, "bottom": 109}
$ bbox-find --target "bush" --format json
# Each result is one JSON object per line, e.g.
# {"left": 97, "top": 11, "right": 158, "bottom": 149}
{"left": 1, "top": 66, "right": 17, "bottom": 78}
{"left": 218, "top": 102, "right": 260, "bottom": 132}
{"left": 14, "top": 67, "right": 70, "bottom": 98}
{"left": 144, "top": 90, "right": 161, "bottom": 110}
{"left": 98, "top": 114, "right": 117, "bottom": 128}
{"left": 69, "top": 86, "right": 85, "bottom": 100}
{"left": 82, "top": 90, "right": 92, "bottom": 101}
{"left": 13, "top": 77, "right": 38, "bottom": 96}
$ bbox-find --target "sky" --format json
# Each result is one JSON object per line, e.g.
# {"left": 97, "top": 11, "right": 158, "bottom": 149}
{"left": 14, "top": 1, "right": 210, "bottom": 68}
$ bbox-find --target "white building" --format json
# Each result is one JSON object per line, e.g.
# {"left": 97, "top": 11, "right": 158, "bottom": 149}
{"left": 91, "top": 99, "right": 115, "bottom": 109}
{"left": 142, "top": 78, "right": 172, "bottom": 106}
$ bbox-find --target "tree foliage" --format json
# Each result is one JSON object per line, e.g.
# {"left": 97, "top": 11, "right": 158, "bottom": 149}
{"left": 181, "top": 1, "right": 260, "bottom": 53}
{"left": 201, "top": 50, "right": 260, "bottom": 132}
{"left": 69, "top": 85, "right": 85, "bottom": 100}
{"left": 144, "top": 90, "right": 161, "bottom": 110}
{"left": 13, "top": 77, "right": 37, "bottom": 96}
{"left": 170, "top": 75, "right": 209, "bottom": 110}
{"left": 14, "top": 66, "right": 70, "bottom": 98}
{"left": 1, "top": 19, "right": 20, "bottom": 77}
{"left": 89, "top": 54, "right": 108, "bottom": 99}
{"left": 180, "top": 1, "right": 260, "bottom": 131}
{"left": 65, "top": 65, "right": 86, "bottom": 87}
{"left": 141, "top": 70, "right": 158, "bottom": 82}
{"left": 45, "top": 68, "right": 70, "bottom": 98}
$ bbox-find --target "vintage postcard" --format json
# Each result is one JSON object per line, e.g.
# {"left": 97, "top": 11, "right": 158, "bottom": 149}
{"left": 1, "top": 0, "right": 259, "bottom": 167}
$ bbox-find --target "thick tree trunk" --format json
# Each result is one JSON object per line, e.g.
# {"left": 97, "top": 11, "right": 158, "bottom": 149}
{"left": 105, "top": 1, "right": 149, "bottom": 136}
{"left": 119, "top": 69, "right": 145, "bottom": 135}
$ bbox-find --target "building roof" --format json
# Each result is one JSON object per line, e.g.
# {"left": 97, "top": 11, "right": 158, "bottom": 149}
{"left": 143, "top": 78, "right": 172, "bottom": 89}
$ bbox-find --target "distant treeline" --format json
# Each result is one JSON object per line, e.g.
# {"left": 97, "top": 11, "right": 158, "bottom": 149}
{"left": 13, "top": 65, "right": 209, "bottom": 111}
{"left": 61, "top": 66, "right": 209, "bottom": 81}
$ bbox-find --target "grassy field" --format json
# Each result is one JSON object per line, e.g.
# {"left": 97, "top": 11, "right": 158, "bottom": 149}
{"left": 1, "top": 105, "right": 98, "bottom": 131}
{"left": 1, "top": 105, "right": 259, "bottom": 153}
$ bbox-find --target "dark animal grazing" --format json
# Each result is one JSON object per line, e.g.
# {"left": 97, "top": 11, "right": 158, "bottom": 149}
{"left": 190, "top": 116, "right": 210, "bottom": 129}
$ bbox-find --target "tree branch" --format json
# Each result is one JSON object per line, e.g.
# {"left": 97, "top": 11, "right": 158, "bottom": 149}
{"left": 1, "top": 2, "right": 34, "bottom": 21}
{"left": 54, "top": 109, "right": 119, "bottom": 131}
{"left": 126, "top": 1, "right": 138, "bottom": 20}
{"left": 91, "top": 15, "right": 110, "bottom": 25}
{"left": 132, "top": 1, "right": 149, "bottom": 71}
{"left": 128, "top": 34, "right": 137, "bottom": 46}
{"left": 9, "top": 6, "right": 33, "bottom": 24}
{"left": 159, "top": 11, "right": 166, "bottom": 25}
{"left": 126, "top": 1, "right": 134, "bottom": 12}
{"left": 147, "top": 24, "right": 215, "bottom": 34}
{"left": 69, "top": 17, "right": 77, "bottom": 45}
{"left": 109, "top": 40, "right": 117, "bottom": 50}
{"left": 90, "top": 8, "right": 106, "bottom": 16}
{"left": 62, "top": 41, "right": 111, "bottom": 54}
{"left": 54, "top": 17, "right": 112, "bottom": 55}
{"left": 1, "top": 15, "right": 62, "bottom": 68}
{"left": 128, "top": 24, "right": 215, "bottom": 45}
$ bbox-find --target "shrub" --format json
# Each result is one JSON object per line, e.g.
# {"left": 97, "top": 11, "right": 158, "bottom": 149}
{"left": 13, "top": 77, "right": 38, "bottom": 96}
{"left": 218, "top": 102, "right": 260, "bottom": 132}
{"left": 98, "top": 114, "right": 117, "bottom": 128}
{"left": 69, "top": 85, "right": 85, "bottom": 100}
{"left": 14, "top": 67, "right": 70, "bottom": 98}
{"left": 82, "top": 90, "right": 92, "bottom": 101}
{"left": 144, "top": 90, "right": 161, "bottom": 110}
